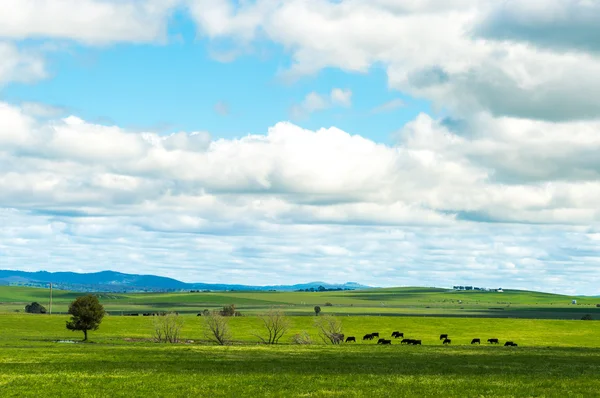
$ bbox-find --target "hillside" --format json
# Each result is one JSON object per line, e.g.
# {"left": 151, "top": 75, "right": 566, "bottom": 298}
{"left": 2, "top": 285, "right": 598, "bottom": 320}
{"left": 0, "top": 270, "right": 368, "bottom": 293}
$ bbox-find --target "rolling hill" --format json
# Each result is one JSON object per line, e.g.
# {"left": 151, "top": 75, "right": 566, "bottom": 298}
{"left": 0, "top": 269, "right": 369, "bottom": 293}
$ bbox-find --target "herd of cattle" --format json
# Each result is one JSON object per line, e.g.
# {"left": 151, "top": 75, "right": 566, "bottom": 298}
{"left": 341, "top": 332, "right": 518, "bottom": 346}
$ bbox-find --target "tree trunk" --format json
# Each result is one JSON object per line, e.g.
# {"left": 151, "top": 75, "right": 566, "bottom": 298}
{"left": 83, "top": 329, "right": 88, "bottom": 341}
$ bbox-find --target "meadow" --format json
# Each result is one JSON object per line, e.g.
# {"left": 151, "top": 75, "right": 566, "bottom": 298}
{"left": 1, "top": 286, "right": 600, "bottom": 396}
{"left": 2, "top": 285, "right": 599, "bottom": 319}
{"left": 1, "top": 313, "right": 600, "bottom": 397}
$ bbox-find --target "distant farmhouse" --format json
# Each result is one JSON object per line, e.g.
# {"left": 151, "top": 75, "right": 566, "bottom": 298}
{"left": 453, "top": 286, "right": 503, "bottom": 292}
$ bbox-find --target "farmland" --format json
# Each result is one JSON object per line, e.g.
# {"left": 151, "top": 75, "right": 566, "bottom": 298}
{"left": 1, "top": 285, "right": 599, "bottom": 319}
{"left": 1, "top": 286, "right": 600, "bottom": 396}
{"left": 1, "top": 314, "right": 600, "bottom": 396}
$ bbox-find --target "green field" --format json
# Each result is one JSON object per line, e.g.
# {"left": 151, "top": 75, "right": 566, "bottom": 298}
{"left": 2, "top": 286, "right": 600, "bottom": 396}
{"left": 1, "top": 314, "right": 600, "bottom": 397}
{"left": 2, "top": 285, "right": 599, "bottom": 319}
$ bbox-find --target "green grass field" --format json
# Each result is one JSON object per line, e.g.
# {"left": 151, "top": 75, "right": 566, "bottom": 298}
{"left": 1, "top": 314, "right": 600, "bottom": 397}
{"left": 2, "top": 285, "right": 599, "bottom": 319}
{"left": 2, "top": 286, "right": 600, "bottom": 396}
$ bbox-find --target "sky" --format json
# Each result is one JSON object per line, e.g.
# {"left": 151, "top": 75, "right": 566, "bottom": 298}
{"left": 1, "top": 0, "right": 600, "bottom": 294}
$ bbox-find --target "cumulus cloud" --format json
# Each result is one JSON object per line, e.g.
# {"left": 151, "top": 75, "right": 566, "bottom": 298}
{"left": 0, "top": 0, "right": 179, "bottom": 45}
{"left": 0, "top": 42, "right": 46, "bottom": 85}
{"left": 2, "top": 101, "right": 600, "bottom": 291}
{"left": 291, "top": 88, "right": 352, "bottom": 119}
{"left": 189, "top": 0, "right": 600, "bottom": 121}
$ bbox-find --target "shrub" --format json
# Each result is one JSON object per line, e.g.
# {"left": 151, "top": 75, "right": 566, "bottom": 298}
{"left": 25, "top": 302, "right": 47, "bottom": 314}
{"left": 220, "top": 304, "right": 241, "bottom": 317}
{"left": 324, "top": 302, "right": 333, "bottom": 307}
{"left": 314, "top": 315, "right": 344, "bottom": 344}
{"left": 203, "top": 312, "right": 231, "bottom": 345}
{"left": 581, "top": 314, "right": 593, "bottom": 321}
{"left": 291, "top": 331, "right": 313, "bottom": 345}
{"left": 254, "top": 309, "right": 289, "bottom": 344}
{"left": 314, "top": 306, "right": 321, "bottom": 316}
{"left": 153, "top": 312, "right": 184, "bottom": 343}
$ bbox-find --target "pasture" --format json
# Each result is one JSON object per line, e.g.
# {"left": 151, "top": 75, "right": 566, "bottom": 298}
{"left": 1, "top": 285, "right": 599, "bottom": 319}
{"left": 1, "top": 314, "right": 600, "bottom": 396}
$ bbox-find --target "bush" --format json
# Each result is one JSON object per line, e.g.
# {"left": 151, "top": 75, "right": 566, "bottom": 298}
{"left": 314, "top": 315, "right": 344, "bottom": 344}
{"left": 314, "top": 306, "right": 321, "bottom": 316}
{"left": 203, "top": 312, "right": 231, "bottom": 345}
{"left": 291, "top": 331, "right": 313, "bottom": 345}
{"left": 581, "top": 314, "right": 593, "bottom": 321}
{"left": 153, "top": 312, "right": 184, "bottom": 343}
{"left": 324, "top": 302, "right": 333, "bottom": 307}
{"left": 220, "top": 304, "right": 241, "bottom": 317}
{"left": 596, "top": 304, "right": 600, "bottom": 308}
{"left": 25, "top": 302, "right": 47, "bottom": 314}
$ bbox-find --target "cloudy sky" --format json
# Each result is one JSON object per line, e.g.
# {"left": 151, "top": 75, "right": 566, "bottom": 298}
{"left": 1, "top": 0, "right": 599, "bottom": 294}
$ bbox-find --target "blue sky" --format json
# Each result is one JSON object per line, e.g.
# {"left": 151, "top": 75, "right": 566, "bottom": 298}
{"left": 3, "top": 13, "right": 429, "bottom": 143}
{"left": 1, "top": 0, "right": 600, "bottom": 294}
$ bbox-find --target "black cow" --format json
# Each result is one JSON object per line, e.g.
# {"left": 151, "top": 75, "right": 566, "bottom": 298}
{"left": 392, "top": 332, "right": 404, "bottom": 338}
{"left": 378, "top": 339, "right": 392, "bottom": 345}
{"left": 411, "top": 340, "right": 422, "bottom": 345}
{"left": 439, "top": 334, "right": 448, "bottom": 340}
{"left": 488, "top": 338, "right": 499, "bottom": 344}
{"left": 471, "top": 338, "right": 481, "bottom": 344}
{"left": 443, "top": 338, "right": 451, "bottom": 345}
{"left": 401, "top": 338, "right": 412, "bottom": 344}
{"left": 371, "top": 332, "right": 380, "bottom": 338}
{"left": 345, "top": 336, "right": 356, "bottom": 343}
{"left": 504, "top": 341, "right": 516, "bottom": 347}
{"left": 363, "top": 334, "right": 373, "bottom": 341}
{"left": 391, "top": 331, "right": 399, "bottom": 336}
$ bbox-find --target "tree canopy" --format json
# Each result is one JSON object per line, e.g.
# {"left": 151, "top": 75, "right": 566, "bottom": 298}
{"left": 25, "top": 302, "right": 47, "bottom": 314}
{"left": 66, "top": 295, "right": 106, "bottom": 341}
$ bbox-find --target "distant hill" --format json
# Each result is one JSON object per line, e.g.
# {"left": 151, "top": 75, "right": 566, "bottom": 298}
{"left": 0, "top": 270, "right": 371, "bottom": 293}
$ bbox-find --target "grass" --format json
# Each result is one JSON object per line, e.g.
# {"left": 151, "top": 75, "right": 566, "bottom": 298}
{"left": 2, "top": 285, "right": 599, "bottom": 319}
{"left": 1, "top": 314, "right": 600, "bottom": 397}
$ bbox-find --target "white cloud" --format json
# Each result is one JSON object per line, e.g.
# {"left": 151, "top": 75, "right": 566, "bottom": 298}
{"left": 0, "top": 42, "right": 46, "bottom": 85}
{"left": 2, "top": 102, "right": 600, "bottom": 291}
{"left": 291, "top": 88, "right": 352, "bottom": 119}
{"left": 0, "top": 0, "right": 179, "bottom": 45}
{"left": 189, "top": 0, "right": 600, "bottom": 121}
{"left": 371, "top": 99, "right": 405, "bottom": 114}
{"left": 330, "top": 88, "right": 352, "bottom": 107}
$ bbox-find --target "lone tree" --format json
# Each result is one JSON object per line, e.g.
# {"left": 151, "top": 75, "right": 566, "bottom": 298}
{"left": 254, "top": 309, "right": 290, "bottom": 344}
{"left": 314, "top": 315, "right": 344, "bottom": 344}
{"left": 66, "top": 295, "right": 106, "bottom": 341}
{"left": 153, "top": 312, "right": 184, "bottom": 343}
{"left": 203, "top": 311, "right": 231, "bottom": 345}
{"left": 25, "top": 302, "right": 47, "bottom": 314}
{"left": 314, "top": 305, "right": 321, "bottom": 316}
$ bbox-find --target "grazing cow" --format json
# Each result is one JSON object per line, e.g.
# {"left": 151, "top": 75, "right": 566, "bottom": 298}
{"left": 197, "top": 313, "right": 202, "bottom": 316}
{"left": 471, "top": 338, "right": 481, "bottom": 344}
{"left": 363, "top": 334, "right": 373, "bottom": 341}
{"left": 411, "top": 340, "right": 422, "bottom": 345}
{"left": 378, "top": 339, "right": 392, "bottom": 345}
{"left": 371, "top": 332, "right": 380, "bottom": 338}
{"left": 401, "top": 338, "right": 412, "bottom": 344}
{"left": 443, "top": 338, "right": 451, "bottom": 345}
{"left": 439, "top": 334, "right": 448, "bottom": 340}
{"left": 392, "top": 332, "right": 404, "bottom": 338}
{"left": 345, "top": 336, "right": 356, "bottom": 343}
{"left": 391, "top": 331, "right": 399, "bottom": 337}
{"left": 504, "top": 341, "right": 516, "bottom": 347}
{"left": 487, "top": 338, "right": 499, "bottom": 344}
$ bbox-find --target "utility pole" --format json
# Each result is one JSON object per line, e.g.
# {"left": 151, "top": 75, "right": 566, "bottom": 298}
{"left": 49, "top": 282, "right": 53, "bottom": 315}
